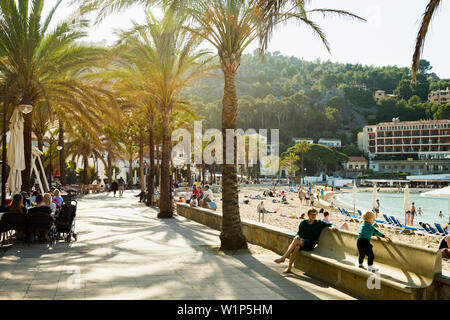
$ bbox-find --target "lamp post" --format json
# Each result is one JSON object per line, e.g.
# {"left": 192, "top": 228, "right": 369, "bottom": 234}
{"left": 304, "top": 168, "right": 307, "bottom": 185}
{"left": 49, "top": 135, "right": 53, "bottom": 188}
{"left": 56, "top": 145, "right": 62, "bottom": 185}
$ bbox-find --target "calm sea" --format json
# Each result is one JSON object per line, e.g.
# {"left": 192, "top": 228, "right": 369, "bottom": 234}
{"left": 335, "top": 191, "right": 449, "bottom": 226}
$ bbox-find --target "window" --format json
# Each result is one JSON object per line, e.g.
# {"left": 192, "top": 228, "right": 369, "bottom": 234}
{"left": 349, "top": 165, "right": 353, "bottom": 169}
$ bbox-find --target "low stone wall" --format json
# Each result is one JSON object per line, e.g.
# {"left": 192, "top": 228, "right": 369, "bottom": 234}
{"left": 176, "top": 203, "right": 448, "bottom": 300}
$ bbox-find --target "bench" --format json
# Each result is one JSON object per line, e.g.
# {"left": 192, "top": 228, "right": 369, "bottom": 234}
{"left": 294, "top": 228, "right": 441, "bottom": 300}
{"left": 176, "top": 203, "right": 443, "bottom": 300}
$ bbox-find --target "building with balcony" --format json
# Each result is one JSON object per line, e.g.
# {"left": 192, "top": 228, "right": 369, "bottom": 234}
{"left": 359, "top": 119, "right": 450, "bottom": 174}
{"left": 428, "top": 88, "right": 450, "bottom": 104}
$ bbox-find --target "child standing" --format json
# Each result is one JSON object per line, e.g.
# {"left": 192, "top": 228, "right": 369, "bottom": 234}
{"left": 357, "top": 211, "right": 390, "bottom": 272}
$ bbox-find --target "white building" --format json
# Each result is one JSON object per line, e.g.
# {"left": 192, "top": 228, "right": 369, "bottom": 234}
{"left": 292, "top": 138, "right": 314, "bottom": 145}
{"left": 318, "top": 138, "right": 342, "bottom": 147}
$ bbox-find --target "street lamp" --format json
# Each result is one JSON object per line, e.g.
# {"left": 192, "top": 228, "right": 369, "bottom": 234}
{"left": 304, "top": 168, "right": 307, "bottom": 185}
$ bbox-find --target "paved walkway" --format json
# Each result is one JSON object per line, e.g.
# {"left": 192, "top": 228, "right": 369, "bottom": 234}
{"left": 0, "top": 191, "right": 356, "bottom": 300}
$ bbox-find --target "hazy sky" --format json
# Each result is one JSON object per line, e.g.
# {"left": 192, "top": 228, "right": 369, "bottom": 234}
{"left": 47, "top": 0, "right": 450, "bottom": 78}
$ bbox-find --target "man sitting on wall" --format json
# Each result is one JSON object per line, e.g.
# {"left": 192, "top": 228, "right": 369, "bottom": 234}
{"left": 199, "top": 185, "right": 214, "bottom": 207}
{"left": 274, "top": 208, "right": 337, "bottom": 273}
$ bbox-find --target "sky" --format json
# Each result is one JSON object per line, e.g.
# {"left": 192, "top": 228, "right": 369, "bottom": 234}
{"left": 45, "top": 0, "right": 450, "bottom": 78}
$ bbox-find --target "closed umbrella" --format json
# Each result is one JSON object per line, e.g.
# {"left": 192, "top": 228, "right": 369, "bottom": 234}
{"left": 133, "top": 169, "right": 137, "bottom": 185}
{"left": 112, "top": 168, "right": 116, "bottom": 180}
{"left": 352, "top": 183, "right": 358, "bottom": 216}
{"left": 6, "top": 108, "right": 26, "bottom": 195}
{"left": 403, "top": 184, "right": 410, "bottom": 225}
{"left": 371, "top": 183, "right": 377, "bottom": 211}
{"left": 99, "top": 169, "right": 105, "bottom": 186}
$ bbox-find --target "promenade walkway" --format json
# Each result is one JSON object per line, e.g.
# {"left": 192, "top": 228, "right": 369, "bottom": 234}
{"left": 0, "top": 191, "right": 356, "bottom": 300}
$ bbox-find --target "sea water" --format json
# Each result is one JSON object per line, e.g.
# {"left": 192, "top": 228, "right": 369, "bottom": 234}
{"left": 335, "top": 192, "right": 449, "bottom": 226}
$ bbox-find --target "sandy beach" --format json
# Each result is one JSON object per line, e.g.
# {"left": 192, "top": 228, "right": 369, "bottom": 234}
{"left": 177, "top": 184, "right": 449, "bottom": 273}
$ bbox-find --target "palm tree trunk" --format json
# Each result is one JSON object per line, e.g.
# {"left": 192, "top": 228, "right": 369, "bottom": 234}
{"left": 146, "top": 115, "right": 155, "bottom": 206}
{"left": 139, "top": 132, "right": 145, "bottom": 192}
{"left": 128, "top": 155, "right": 133, "bottom": 186}
{"left": 37, "top": 135, "right": 44, "bottom": 152}
{"left": 158, "top": 112, "right": 172, "bottom": 218}
{"left": 83, "top": 156, "right": 89, "bottom": 185}
{"left": 155, "top": 145, "right": 160, "bottom": 188}
{"left": 220, "top": 68, "right": 247, "bottom": 250}
{"left": 202, "top": 162, "right": 206, "bottom": 185}
{"left": 58, "top": 118, "right": 66, "bottom": 186}
{"left": 107, "top": 153, "right": 112, "bottom": 183}
{"left": 22, "top": 112, "right": 33, "bottom": 192}
{"left": 187, "top": 163, "right": 191, "bottom": 187}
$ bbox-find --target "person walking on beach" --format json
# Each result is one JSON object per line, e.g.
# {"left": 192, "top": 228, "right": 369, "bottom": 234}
{"left": 111, "top": 180, "right": 119, "bottom": 197}
{"left": 274, "top": 208, "right": 337, "bottom": 273}
{"left": 357, "top": 211, "right": 390, "bottom": 272}
{"left": 297, "top": 186, "right": 305, "bottom": 206}
{"left": 373, "top": 199, "right": 380, "bottom": 219}
{"left": 409, "top": 202, "right": 416, "bottom": 226}
{"left": 305, "top": 189, "right": 311, "bottom": 206}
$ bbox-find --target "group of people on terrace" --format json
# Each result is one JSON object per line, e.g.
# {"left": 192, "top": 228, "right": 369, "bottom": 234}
{"left": 4, "top": 189, "right": 66, "bottom": 242}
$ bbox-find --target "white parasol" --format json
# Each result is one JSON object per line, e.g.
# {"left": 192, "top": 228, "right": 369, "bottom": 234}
{"left": 403, "top": 184, "right": 410, "bottom": 225}
{"left": 133, "top": 169, "right": 137, "bottom": 185}
{"left": 352, "top": 183, "right": 358, "bottom": 216}
{"left": 112, "top": 168, "right": 116, "bottom": 180}
{"left": 371, "top": 184, "right": 377, "bottom": 210}
{"left": 6, "top": 107, "right": 29, "bottom": 195}
{"left": 99, "top": 169, "right": 105, "bottom": 186}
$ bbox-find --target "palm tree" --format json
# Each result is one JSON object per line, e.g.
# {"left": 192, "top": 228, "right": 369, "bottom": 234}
{"left": 112, "top": 10, "right": 214, "bottom": 218}
{"left": 288, "top": 141, "right": 311, "bottom": 184}
{"left": 75, "top": 0, "right": 364, "bottom": 249}
{"left": 0, "top": 0, "right": 110, "bottom": 191}
{"left": 411, "top": 0, "right": 441, "bottom": 81}
{"left": 65, "top": 125, "right": 104, "bottom": 185}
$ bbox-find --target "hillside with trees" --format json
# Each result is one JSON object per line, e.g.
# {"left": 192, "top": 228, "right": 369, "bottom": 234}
{"left": 183, "top": 51, "right": 449, "bottom": 155}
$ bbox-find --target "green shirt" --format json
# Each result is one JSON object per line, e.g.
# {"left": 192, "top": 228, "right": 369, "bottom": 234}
{"left": 358, "top": 221, "right": 384, "bottom": 240}
{"left": 296, "top": 219, "right": 332, "bottom": 244}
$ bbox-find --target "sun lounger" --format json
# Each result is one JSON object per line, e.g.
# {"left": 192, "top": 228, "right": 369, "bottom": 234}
{"left": 419, "top": 222, "right": 442, "bottom": 239}
{"left": 389, "top": 216, "right": 424, "bottom": 234}
{"left": 434, "top": 223, "right": 449, "bottom": 236}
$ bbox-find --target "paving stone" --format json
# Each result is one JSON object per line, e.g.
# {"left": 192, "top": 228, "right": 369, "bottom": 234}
{"left": 0, "top": 191, "right": 355, "bottom": 300}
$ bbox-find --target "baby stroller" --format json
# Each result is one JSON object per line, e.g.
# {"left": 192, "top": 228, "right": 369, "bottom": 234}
{"left": 55, "top": 200, "right": 77, "bottom": 243}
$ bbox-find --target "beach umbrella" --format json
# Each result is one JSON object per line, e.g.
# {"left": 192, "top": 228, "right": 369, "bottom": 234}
{"left": 6, "top": 108, "right": 28, "bottom": 195}
{"left": 403, "top": 184, "right": 410, "bottom": 225}
{"left": 371, "top": 184, "right": 377, "bottom": 211}
{"left": 113, "top": 168, "right": 116, "bottom": 180}
{"left": 99, "top": 169, "right": 105, "bottom": 186}
{"left": 352, "top": 183, "right": 358, "bottom": 216}
{"left": 133, "top": 169, "right": 137, "bottom": 185}
{"left": 422, "top": 186, "right": 450, "bottom": 223}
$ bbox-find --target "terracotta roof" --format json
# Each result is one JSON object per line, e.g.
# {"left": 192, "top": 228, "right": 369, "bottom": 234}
{"left": 348, "top": 156, "right": 367, "bottom": 162}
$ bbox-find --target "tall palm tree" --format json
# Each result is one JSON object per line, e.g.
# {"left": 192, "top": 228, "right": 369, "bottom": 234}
{"left": 411, "top": 0, "right": 442, "bottom": 81}
{"left": 75, "top": 0, "right": 364, "bottom": 249}
{"left": 0, "top": 0, "right": 109, "bottom": 191}
{"left": 112, "top": 10, "right": 214, "bottom": 218}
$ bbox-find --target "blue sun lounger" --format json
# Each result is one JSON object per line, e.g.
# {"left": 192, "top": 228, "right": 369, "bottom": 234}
{"left": 390, "top": 216, "right": 423, "bottom": 231}
{"left": 434, "top": 223, "right": 449, "bottom": 236}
